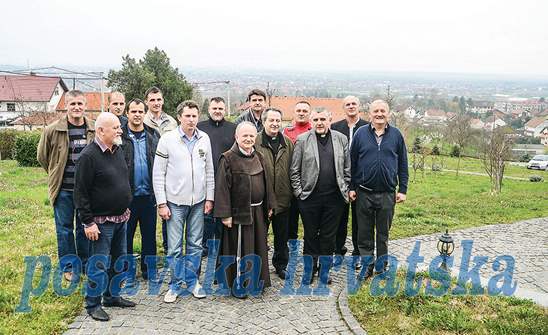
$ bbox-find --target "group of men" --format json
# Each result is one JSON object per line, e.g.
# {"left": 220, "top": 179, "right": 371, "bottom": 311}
{"left": 37, "top": 87, "right": 408, "bottom": 322}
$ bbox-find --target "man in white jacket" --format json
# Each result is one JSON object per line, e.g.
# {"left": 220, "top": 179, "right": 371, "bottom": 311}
{"left": 153, "top": 100, "right": 214, "bottom": 302}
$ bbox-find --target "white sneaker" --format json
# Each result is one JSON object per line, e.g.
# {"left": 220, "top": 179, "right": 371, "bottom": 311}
{"left": 191, "top": 282, "right": 206, "bottom": 299}
{"left": 164, "top": 289, "right": 178, "bottom": 303}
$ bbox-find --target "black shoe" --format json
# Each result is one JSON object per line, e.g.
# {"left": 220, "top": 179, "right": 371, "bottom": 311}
{"left": 103, "top": 297, "right": 136, "bottom": 308}
{"left": 319, "top": 274, "right": 333, "bottom": 285}
{"left": 275, "top": 268, "right": 287, "bottom": 280}
{"left": 354, "top": 262, "right": 362, "bottom": 270}
{"left": 88, "top": 307, "right": 110, "bottom": 321}
{"left": 359, "top": 265, "right": 375, "bottom": 281}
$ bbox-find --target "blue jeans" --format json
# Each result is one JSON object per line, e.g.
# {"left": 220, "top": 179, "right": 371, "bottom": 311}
{"left": 85, "top": 222, "right": 128, "bottom": 312}
{"left": 166, "top": 201, "right": 204, "bottom": 290}
{"left": 201, "top": 213, "right": 223, "bottom": 256}
{"left": 53, "top": 190, "right": 90, "bottom": 273}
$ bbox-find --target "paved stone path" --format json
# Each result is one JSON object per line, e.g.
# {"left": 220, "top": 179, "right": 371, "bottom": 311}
{"left": 65, "top": 217, "right": 547, "bottom": 334}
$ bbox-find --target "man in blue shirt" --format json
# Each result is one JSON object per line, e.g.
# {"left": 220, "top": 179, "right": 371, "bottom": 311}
{"left": 121, "top": 98, "right": 160, "bottom": 284}
{"left": 349, "top": 99, "right": 408, "bottom": 278}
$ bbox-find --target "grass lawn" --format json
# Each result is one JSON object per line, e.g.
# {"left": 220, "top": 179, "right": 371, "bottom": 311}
{"left": 348, "top": 271, "right": 548, "bottom": 335}
{"left": 0, "top": 161, "right": 163, "bottom": 334}
{"left": 0, "top": 159, "right": 547, "bottom": 334}
{"left": 427, "top": 155, "right": 547, "bottom": 179}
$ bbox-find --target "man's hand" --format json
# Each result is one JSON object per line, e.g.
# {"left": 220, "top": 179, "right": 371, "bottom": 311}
{"left": 268, "top": 209, "right": 273, "bottom": 218}
{"left": 396, "top": 193, "right": 406, "bottom": 203}
{"left": 222, "top": 217, "right": 232, "bottom": 228}
{"left": 204, "top": 200, "right": 214, "bottom": 214}
{"left": 349, "top": 190, "right": 357, "bottom": 202}
{"left": 158, "top": 204, "right": 171, "bottom": 220}
{"left": 84, "top": 224, "right": 100, "bottom": 241}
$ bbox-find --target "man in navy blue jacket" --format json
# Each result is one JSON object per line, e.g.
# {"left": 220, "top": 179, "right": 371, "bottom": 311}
{"left": 349, "top": 99, "right": 408, "bottom": 278}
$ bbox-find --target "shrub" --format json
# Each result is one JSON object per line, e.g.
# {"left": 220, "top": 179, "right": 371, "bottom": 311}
{"left": 519, "top": 153, "right": 531, "bottom": 162}
{"left": 13, "top": 132, "right": 41, "bottom": 167}
{"left": 431, "top": 145, "right": 440, "bottom": 156}
{"left": 0, "top": 129, "right": 18, "bottom": 160}
{"left": 529, "top": 175, "right": 544, "bottom": 182}
{"left": 450, "top": 145, "right": 461, "bottom": 157}
{"left": 412, "top": 137, "right": 422, "bottom": 153}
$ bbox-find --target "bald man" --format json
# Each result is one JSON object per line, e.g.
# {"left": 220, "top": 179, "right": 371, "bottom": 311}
{"left": 74, "top": 112, "right": 136, "bottom": 321}
{"left": 214, "top": 121, "right": 275, "bottom": 297}
{"left": 331, "top": 96, "right": 368, "bottom": 264}
{"left": 350, "top": 100, "right": 408, "bottom": 279}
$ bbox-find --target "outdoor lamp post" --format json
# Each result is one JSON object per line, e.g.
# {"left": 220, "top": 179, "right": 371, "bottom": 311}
{"left": 437, "top": 229, "right": 455, "bottom": 271}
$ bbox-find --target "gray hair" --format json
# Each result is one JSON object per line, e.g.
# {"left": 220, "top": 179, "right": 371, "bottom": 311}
{"left": 235, "top": 121, "right": 257, "bottom": 135}
{"left": 311, "top": 107, "right": 331, "bottom": 117}
{"left": 261, "top": 108, "right": 283, "bottom": 123}
{"left": 369, "top": 99, "right": 390, "bottom": 113}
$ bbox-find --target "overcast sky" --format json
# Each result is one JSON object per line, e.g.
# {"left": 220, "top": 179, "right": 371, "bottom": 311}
{"left": 1, "top": 0, "right": 547, "bottom": 76}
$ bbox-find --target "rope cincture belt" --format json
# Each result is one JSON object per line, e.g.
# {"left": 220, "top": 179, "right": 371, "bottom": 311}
{"left": 250, "top": 201, "right": 263, "bottom": 207}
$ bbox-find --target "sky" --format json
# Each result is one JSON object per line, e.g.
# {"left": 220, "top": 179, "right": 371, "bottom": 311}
{"left": 1, "top": 0, "right": 547, "bottom": 76}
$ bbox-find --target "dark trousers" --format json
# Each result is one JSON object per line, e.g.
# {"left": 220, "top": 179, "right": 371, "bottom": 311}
{"left": 202, "top": 213, "right": 223, "bottom": 255}
{"left": 126, "top": 195, "right": 157, "bottom": 279}
{"left": 356, "top": 189, "right": 395, "bottom": 267}
{"left": 162, "top": 219, "right": 168, "bottom": 254}
{"left": 271, "top": 210, "right": 289, "bottom": 271}
{"left": 287, "top": 196, "right": 300, "bottom": 240}
{"left": 335, "top": 202, "right": 360, "bottom": 256}
{"left": 85, "top": 222, "right": 127, "bottom": 313}
{"left": 298, "top": 192, "right": 345, "bottom": 269}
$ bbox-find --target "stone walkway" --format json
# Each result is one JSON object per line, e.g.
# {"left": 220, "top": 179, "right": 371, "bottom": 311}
{"left": 65, "top": 217, "right": 548, "bottom": 334}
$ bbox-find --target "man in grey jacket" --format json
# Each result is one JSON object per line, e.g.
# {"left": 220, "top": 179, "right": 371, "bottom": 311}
{"left": 290, "top": 108, "right": 350, "bottom": 285}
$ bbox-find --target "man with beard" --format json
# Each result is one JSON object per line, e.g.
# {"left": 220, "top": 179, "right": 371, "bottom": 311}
{"left": 350, "top": 100, "right": 408, "bottom": 279}
{"left": 74, "top": 112, "right": 136, "bottom": 321}
{"left": 290, "top": 108, "right": 350, "bottom": 285}
{"left": 197, "top": 97, "right": 236, "bottom": 256}
{"left": 331, "top": 96, "right": 368, "bottom": 265}
{"left": 235, "top": 89, "right": 267, "bottom": 132}
{"left": 214, "top": 122, "right": 275, "bottom": 297}
{"left": 254, "top": 108, "right": 294, "bottom": 279}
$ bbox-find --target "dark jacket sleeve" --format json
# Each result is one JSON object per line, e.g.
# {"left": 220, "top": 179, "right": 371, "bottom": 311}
{"left": 289, "top": 136, "right": 304, "bottom": 198}
{"left": 349, "top": 128, "right": 362, "bottom": 191}
{"left": 213, "top": 155, "right": 232, "bottom": 218}
{"left": 397, "top": 132, "right": 409, "bottom": 194}
{"left": 74, "top": 152, "right": 95, "bottom": 225}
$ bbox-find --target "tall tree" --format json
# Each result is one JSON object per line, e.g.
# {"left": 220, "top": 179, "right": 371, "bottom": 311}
{"left": 481, "top": 128, "right": 513, "bottom": 194}
{"left": 107, "top": 47, "right": 193, "bottom": 118}
{"left": 446, "top": 112, "right": 472, "bottom": 176}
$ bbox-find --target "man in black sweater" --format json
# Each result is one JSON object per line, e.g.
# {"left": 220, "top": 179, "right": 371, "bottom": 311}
{"left": 349, "top": 99, "right": 408, "bottom": 279}
{"left": 74, "top": 112, "right": 136, "bottom": 322}
{"left": 197, "top": 97, "right": 236, "bottom": 256}
{"left": 331, "top": 96, "right": 368, "bottom": 264}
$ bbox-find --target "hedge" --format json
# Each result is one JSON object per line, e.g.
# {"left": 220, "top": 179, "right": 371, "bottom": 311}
{"left": 0, "top": 129, "right": 18, "bottom": 160}
{"left": 14, "top": 131, "right": 41, "bottom": 167}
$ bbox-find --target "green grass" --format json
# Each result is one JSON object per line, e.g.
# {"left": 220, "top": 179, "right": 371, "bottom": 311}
{"left": 348, "top": 271, "right": 548, "bottom": 335}
{"left": 1, "top": 158, "right": 547, "bottom": 334}
{"left": 389, "top": 170, "right": 548, "bottom": 239}
{"left": 0, "top": 160, "right": 163, "bottom": 334}
{"left": 428, "top": 155, "right": 547, "bottom": 179}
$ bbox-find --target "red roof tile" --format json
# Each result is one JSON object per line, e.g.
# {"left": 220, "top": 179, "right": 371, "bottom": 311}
{"left": 57, "top": 92, "right": 110, "bottom": 112}
{"left": 11, "top": 111, "right": 100, "bottom": 126}
{"left": 0, "top": 75, "right": 66, "bottom": 102}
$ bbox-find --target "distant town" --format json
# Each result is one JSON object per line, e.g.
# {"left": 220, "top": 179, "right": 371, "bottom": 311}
{"left": 1, "top": 66, "right": 547, "bottom": 153}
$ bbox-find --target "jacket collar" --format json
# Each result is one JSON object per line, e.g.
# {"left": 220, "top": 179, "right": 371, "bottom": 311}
{"left": 259, "top": 130, "right": 287, "bottom": 149}
{"left": 208, "top": 116, "right": 226, "bottom": 127}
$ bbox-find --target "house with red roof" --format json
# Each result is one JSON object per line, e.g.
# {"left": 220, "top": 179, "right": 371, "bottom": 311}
{"left": 0, "top": 75, "right": 67, "bottom": 126}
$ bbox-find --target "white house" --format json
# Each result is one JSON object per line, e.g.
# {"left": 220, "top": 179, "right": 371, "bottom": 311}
{"left": 0, "top": 75, "right": 67, "bottom": 126}
{"left": 422, "top": 109, "right": 447, "bottom": 125}
{"left": 484, "top": 118, "right": 507, "bottom": 131}
{"left": 524, "top": 117, "right": 548, "bottom": 137}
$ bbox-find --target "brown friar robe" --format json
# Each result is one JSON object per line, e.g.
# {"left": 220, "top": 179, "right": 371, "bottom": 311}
{"left": 214, "top": 143, "right": 276, "bottom": 294}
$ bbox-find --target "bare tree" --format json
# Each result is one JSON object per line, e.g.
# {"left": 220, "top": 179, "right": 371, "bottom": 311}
{"left": 481, "top": 128, "right": 513, "bottom": 194}
{"left": 265, "top": 82, "right": 278, "bottom": 107}
{"left": 446, "top": 112, "right": 472, "bottom": 176}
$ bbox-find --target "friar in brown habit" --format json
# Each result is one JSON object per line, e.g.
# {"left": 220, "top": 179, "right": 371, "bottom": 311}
{"left": 214, "top": 121, "right": 275, "bottom": 296}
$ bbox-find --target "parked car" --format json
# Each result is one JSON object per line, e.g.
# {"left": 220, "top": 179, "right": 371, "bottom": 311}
{"left": 527, "top": 155, "right": 548, "bottom": 170}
